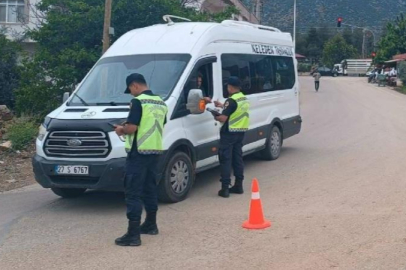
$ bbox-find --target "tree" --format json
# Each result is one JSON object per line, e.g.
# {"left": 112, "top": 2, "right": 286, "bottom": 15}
{"left": 342, "top": 28, "right": 353, "bottom": 46}
{"left": 322, "top": 34, "right": 358, "bottom": 67}
{"left": 305, "top": 28, "right": 320, "bottom": 61}
{"left": 341, "top": 28, "right": 364, "bottom": 57}
{"left": 317, "top": 26, "right": 331, "bottom": 49}
{"left": 298, "top": 27, "right": 336, "bottom": 63}
{"left": 16, "top": 0, "right": 237, "bottom": 118}
{"left": 0, "top": 29, "right": 21, "bottom": 109}
{"left": 375, "top": 13, "right": 406, "bottom": 63}
{"left": 295, "top": 33, "right": 308, "bottom": 56}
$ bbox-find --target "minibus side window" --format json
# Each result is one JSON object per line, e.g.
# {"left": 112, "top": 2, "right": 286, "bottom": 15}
{"left": 196, "top": 64, "right": 213, "bottom": 98}
{"left": 222, "top": 54, "right": 295, "bottom": 96}
{"left": 173, "top": 63, "right": 214, "bottom": 119}
{"left": 182, "top": 63, "right": 213, "bottom": 103}
{"left": 221, "top": 55, "right": 251, "bottom": 98}
{"left": 250, "top": 56, "right": 275, "bottom": 93}
{"left": 273, "top": 57, "right": 295, "bottom": 91}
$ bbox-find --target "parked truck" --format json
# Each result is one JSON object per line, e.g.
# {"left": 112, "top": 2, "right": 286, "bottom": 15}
{"left": 334, "top": 59, "right": 373, "bottom": 76}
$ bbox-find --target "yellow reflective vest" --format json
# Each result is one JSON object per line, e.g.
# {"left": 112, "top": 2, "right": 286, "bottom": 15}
{"left": 125, "top": 94, "right": 167, "bottom": 154}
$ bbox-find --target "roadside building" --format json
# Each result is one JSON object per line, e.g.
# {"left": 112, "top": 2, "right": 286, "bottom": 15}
{"left": 2, "top": 0, "right": 261, "bottom": 56}
{"left": 295, "top": 53, "right": 306, "bottom": 62}
{"left": 183, "top": 0, "right": 261, "bottom": 23}
{"left": 0, "top": 0, "right": 40, "bottom": 55}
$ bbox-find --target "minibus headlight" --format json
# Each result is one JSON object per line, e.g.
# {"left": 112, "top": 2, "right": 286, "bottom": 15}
{"left": 38, "top": 124, "right": 47, "bottom": 141}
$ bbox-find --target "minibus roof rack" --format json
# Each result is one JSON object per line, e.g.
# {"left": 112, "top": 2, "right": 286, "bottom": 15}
{"left": 221, "top": 20, "right": 281, "bottom": 33}
{"left": 163, "top": 15, "right": 191, "bottom": 25}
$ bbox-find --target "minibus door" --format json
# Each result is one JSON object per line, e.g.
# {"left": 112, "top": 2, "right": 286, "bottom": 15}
{"left": 172, "top": 57, "right": 220, "bottom": 169}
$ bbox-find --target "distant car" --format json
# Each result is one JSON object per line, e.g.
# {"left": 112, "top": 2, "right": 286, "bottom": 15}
{"left": 311, "top": 66, "right": 335, "bottom": 77}
{"left": 318, "top": 66, "right": 333, "bottom": 76}
{"left": 366, "top": 68, "right": 376, "bottom": 76}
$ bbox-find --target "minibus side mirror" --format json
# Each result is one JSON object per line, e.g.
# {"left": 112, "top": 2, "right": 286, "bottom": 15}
{"left": 62, "top": 92, "right": 70, "bottom": 104}
{"left": 186, "top": 89, "right": 205, "bottom": 114}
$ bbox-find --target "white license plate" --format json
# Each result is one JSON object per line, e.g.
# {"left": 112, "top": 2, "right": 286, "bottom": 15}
{"left": 55, "top": 165, "right": 89, "bottom": 175}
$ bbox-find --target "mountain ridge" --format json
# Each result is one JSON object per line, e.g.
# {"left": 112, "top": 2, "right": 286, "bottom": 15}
{"left": 242, "top": 0, "right": 406, "bottom": 33}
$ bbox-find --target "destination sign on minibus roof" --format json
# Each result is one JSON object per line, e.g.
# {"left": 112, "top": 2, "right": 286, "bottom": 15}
{"left": 251, "top": 44, "right": 293, "bottom": 57}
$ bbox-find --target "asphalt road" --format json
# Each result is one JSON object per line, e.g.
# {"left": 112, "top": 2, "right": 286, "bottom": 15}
{"left": 1, "top": 77, "right": 406, "bottom": 270}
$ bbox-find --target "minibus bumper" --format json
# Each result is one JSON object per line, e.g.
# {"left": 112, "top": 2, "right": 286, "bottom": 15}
{"left": 32, "top": 155, "right": 127, "bottom": 191}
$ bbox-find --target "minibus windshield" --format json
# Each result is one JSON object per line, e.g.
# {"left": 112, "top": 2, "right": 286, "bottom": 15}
{"left": 68, "top": 54, "right": 191, "bottom": 106}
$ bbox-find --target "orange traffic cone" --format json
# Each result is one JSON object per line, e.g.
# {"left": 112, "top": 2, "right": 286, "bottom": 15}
{"left": 242, "top": 178, "right": 271, "bottom": 230}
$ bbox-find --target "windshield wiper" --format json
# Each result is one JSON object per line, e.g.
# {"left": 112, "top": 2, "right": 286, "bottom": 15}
{"left": 96, "top": 102, "right": 129, "bottom": 106}
{"left": 69, "top": 92, "right": 89, "bottom": 106}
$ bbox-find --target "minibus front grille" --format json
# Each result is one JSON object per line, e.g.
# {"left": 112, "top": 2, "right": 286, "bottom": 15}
{"left": 44, "top": 131, "right": 110, "bottom": 158}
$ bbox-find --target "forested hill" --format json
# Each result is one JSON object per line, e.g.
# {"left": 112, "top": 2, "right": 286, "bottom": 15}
{"left": 243, "top": 0, "right": 406, "bottom": 32}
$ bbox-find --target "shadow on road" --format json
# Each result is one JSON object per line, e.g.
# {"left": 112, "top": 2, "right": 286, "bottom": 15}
{"left": 47, "top": 191, "right": 125, "bottom": 214}
{"left": 46, "top": 146, "right": 300, "bottom": 211}
{"left": 186, "top": 146, "right": 300, "bottom": 195}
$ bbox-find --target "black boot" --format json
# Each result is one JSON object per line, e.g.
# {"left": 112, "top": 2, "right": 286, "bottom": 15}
{"left": 218, "top": 184, "right": 230, "bottom": 198}
{"left": 115, "top": 221, "right": 141, "bottom": 246}
{"left": 229, "top": 179, "right": 244, "bottom": 194}
{"left": 140, "top": 212, "right": 159, "bottom": 235}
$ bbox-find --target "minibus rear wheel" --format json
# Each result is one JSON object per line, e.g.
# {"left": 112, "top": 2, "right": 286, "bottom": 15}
{"left": 51, "top": 187, "right": 86, "bottom": 198}
{"left": 260, "top": 125, "right": 282, "bottom": 161}
{"left": 158, "top": 151, "right": 195, "bottom": 203}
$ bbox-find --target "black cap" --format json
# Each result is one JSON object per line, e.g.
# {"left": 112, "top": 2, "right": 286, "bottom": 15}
{"left": 124, "top": 73, "right": 147, "bottom": 94}
{"left": 227, "top": 76, "right": 241, "bottom": 88}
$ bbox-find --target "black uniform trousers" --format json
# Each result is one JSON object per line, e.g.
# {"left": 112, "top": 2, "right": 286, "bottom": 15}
{"left": 218, "top": 132, "right": 245, "bottom": 186}
{"left": 125, "top": 153, "right": 159, "bottom": 222}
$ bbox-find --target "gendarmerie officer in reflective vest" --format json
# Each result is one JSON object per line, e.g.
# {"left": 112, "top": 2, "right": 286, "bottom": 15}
{"left": 213, "top": 77, "right": 250, "bottom": 198}
{"left": 114, "top": 73, "right": 168, "bottom": 246}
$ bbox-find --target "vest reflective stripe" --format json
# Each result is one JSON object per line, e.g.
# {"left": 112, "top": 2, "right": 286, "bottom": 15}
{"left": 124, "top": 94, "right": 167, "bottom": 154}
{"left": 137, "top": 120, "right": 163, "bottom": 147}
{"left": 125, "top": 133, "right": 135, "bottom": 152}
{"left": 229, "top": 92, "right": 250, "bottom": 132}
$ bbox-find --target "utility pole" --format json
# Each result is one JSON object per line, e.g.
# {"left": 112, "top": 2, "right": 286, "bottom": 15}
{"left": 102, "top": 0, "right": 112, "bottom": 54}
{"left": 362, "top": 30, "right": 366, "bottom": 58}
{"left": 293, "top": 0, "right": 297, "bottom": 53}
{"left": 341, "top": 21, "right": 376, "bottom": 59}
{"left": 254, "top": 0, "right": 263, "bottom": 24}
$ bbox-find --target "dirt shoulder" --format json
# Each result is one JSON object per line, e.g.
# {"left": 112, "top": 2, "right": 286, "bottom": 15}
{"left": 0, "top": 145, "right": 36, "bottom": 192}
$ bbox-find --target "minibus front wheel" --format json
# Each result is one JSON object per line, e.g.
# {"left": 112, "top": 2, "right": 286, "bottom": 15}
{"left": 158, "top": 151, "right": 195, "bottom": 203}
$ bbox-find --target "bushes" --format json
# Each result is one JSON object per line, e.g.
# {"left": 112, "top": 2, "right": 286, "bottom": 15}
{"left": 298, "top": 63, "right": 312, "bottom": 73}
{"left": 15, "top": 60, "right": 66, "bottom": 120}
{"left": 7, "top": 118, "right": 38, "bottom": 150}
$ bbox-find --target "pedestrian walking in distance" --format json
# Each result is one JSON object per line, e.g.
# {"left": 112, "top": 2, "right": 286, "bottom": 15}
{"left": 114, "top": 73, "right": 168, "bottom": 246}
{"left": 313, "top": 71, "right": 321, "bottom": 92}
{"left": 210, "top": 77, "right": 250, "bottom": 198}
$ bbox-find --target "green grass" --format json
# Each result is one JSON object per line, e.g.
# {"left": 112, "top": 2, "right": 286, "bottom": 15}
{"left": 396, "top": 85, "right": 406, "bottom": 94}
